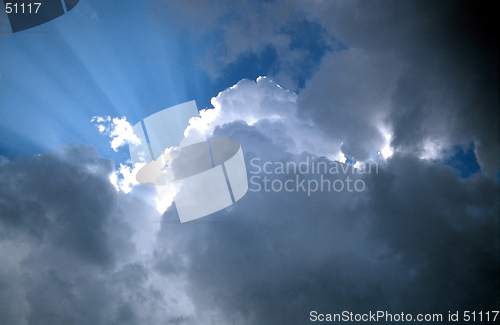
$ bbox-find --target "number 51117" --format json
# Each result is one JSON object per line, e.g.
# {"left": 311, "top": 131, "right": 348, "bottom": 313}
{"left": 5, "top": 3, "right": 41, "bottom": 14}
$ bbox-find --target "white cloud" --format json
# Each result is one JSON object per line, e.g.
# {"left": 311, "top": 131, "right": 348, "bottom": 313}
{"left": 195, "top": 77, "right": 344, "bottom": 161}
{"left": 92, "top": 116, "right": 141, "bottom": 152}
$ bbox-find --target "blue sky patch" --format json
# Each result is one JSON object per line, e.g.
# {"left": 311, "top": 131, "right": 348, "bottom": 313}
{"left": 442, "top": 142, "right": 481, "bottom": 178}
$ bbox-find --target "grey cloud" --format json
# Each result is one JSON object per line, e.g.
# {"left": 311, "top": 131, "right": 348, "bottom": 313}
{"left": 0, "top": 146, "right": 185, "bottom": 325}
{"left": 367, "top": 154, "right": 499, "bottom": 312}
{"left": 0, "top": 145, "right": 121, "bottom": 266}
{"left": 297, "top": 48, "right": 399, "bottom": 160}
{"left": 301, "top": 0, "right": 498, "bottom": 171}
{"left": 167, "top": 0, "right": 498, "bottom": 171}
{"left": 154, "top": 121, "right": 499, "bottom": 324}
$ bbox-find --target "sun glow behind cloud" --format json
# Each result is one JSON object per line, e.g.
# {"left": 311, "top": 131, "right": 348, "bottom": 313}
{"left": 419, "top": 139, "right": 448, "bottom": 161}
{"left": 380, "top": 131, "right": 393, "bottom": 159}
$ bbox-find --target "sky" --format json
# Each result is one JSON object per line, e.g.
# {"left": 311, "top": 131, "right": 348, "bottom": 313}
{"left": 0, "top": 1, "right": 499, "bottom": 324}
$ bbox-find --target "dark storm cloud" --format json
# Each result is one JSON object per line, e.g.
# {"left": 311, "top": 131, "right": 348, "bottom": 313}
{"left": 154, "top": 121, "right": 498, "bottom": 324}
{"left": 299, "top": 0, "right": 499, "bottom": 171}
{"left": 0, "top": 145, "right": 119, "bottom": 265}
{"left": 163, "top": 0, "right": 498, "bottom": 170}
{"left": 367, "top": 154, "right": 499, "bottom": 312}
{"left": 0, "top": 146, "right": 178, "bottom": 325}
{"left": 386, "top": 3, "right": 499, "bottom": 172}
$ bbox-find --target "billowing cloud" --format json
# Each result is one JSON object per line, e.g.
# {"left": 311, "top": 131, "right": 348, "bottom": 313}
{"left": 0, "top": 146, "right": 194, "bottom": 324}
{"left": 296, "top": 0, "right": 498, "bottom": 171}
{"left": 153, "top": 118, "right": 498, "bottom": 324}
{"left": 203, "top": 77, "right": 345, "bottom": 160}
{"left": 1, "top": 82, "right": 498, "bottom": 324}
{"left": 160, "top": 0, "right": 498, "bottom": 172}
{"left": 0, "top": 1, "right": 498, "bottom": 324}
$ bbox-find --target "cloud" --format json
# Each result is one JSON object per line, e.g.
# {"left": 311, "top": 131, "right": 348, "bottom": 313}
{"left": 153, "top": 73, "right": 497, "bottom": 323}
{"left": 297, "top": 48, "right": 399, "bottom": 161}
{"left": 195, "top": 77, "right": 345, "bottom": 161}
{"left": 0, "top": 1, "right": 498, "bottom": 324}
{"left": 1, "top": 77, "right": 498, "bottom": 324}
{"left": 92, "top": 117, "right": 141, "bottom": 152}
{"left": 0, "top": 146, "right": 195, "bottom": 324}
{"left": 153, "top": 119, "right": 498, "bottom": 324}
{"left": 298, "top": 0, "right": 499, "bottom": 172}
{"left": 161, "top": 0, "right": 498, "bottom": 173}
